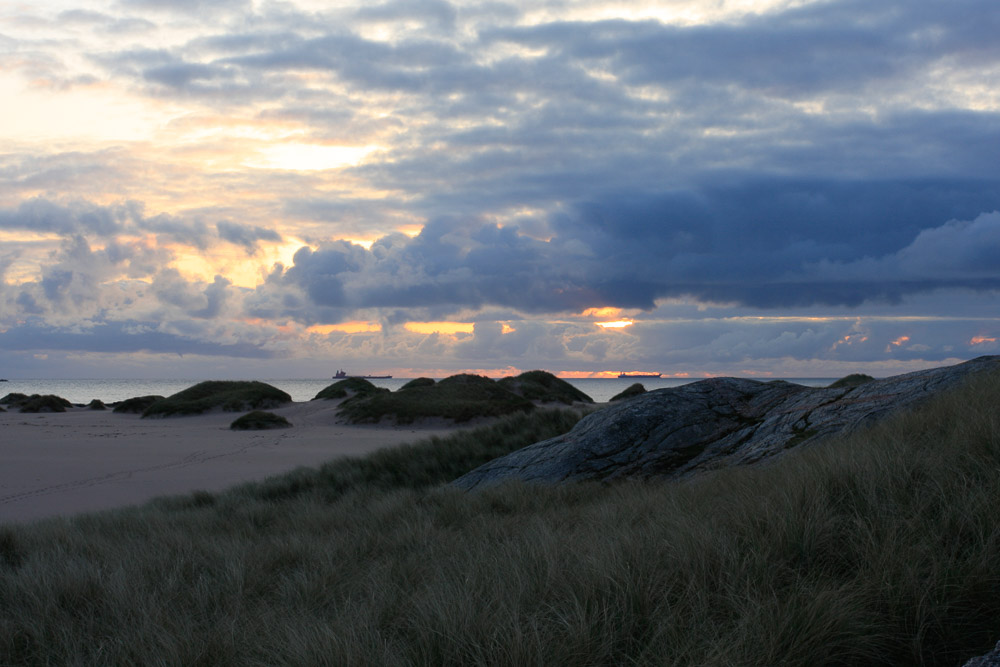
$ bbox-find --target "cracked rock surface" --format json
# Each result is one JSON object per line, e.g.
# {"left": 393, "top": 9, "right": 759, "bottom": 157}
{"left": 453, "top": 356, "right": 1000, "bottom": 490}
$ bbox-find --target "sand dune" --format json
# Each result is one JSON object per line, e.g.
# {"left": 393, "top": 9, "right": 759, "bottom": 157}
{"left": 0, "top": 400, "right": 458, "bottom": 523}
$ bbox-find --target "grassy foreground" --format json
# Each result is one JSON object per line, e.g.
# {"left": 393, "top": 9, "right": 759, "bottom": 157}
{"left": 3, "top": 375, "right": 1000, "bottom": 665}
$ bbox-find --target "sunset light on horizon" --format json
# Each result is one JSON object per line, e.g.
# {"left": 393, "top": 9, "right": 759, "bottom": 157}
{"left": 2, "top": 0, "right": 999, "bottom": 380}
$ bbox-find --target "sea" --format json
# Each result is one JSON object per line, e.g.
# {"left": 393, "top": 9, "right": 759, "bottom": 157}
{"left": 0, "top": 376, "right": 839, "bottom": 405}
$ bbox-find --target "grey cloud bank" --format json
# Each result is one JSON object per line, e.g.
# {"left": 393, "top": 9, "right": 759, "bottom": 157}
{"left": 1, "top": 0, "right": 999, "bottom": 376}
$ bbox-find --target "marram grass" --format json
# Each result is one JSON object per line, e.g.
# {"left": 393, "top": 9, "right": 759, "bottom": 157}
{"left": 3, "top": 375, "right": 1000, "bottom": 665}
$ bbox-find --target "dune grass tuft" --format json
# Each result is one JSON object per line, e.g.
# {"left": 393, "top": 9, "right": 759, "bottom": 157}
{"left": 14, "top": 394, "right": 73, "bottom": 413}
{"left": 339, "top": 373, "right": 535, "bottom": 424}
{"left": 497, "top": 369, "right": 593, "bottom": 404}
{"left": 609, "top": 382, "right": 647, "bottom": 402}
{"left": 0, "top": 392, "right": 29, "bottom": 405}
{"left": 142, "top": 381, "right": 291, "bottom": 418}
{"left": 400, "top": 377, "right": 436, "bottom": 390}
{"left": 313, "top": 377, "right": 387, "bottom": 400}
{"left": 230, "top": 410, "right": 292, "bottom": 430}
{"left": 112, "top": 395, "right": 165, "bottom": 414}
{"left": 3, "top": 372, "right": 1000, "bottom": 665}
{"left": 829, "top": 373, "right": 876, "bottom": 388}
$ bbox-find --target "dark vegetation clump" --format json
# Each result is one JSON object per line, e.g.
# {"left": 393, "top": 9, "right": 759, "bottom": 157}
{"left": 17, "top": 394, "right": 73, "bottom": 413}
{"left": 313, "top": 377, "right": 388, "bottom": 400}
{"left": 230, "top": 411, "right": 292, "bottom": 430}
{"left": 399, "top": 377, "right": 435, "bottom": 390}
{"left": 829, "top": 373, "right": 877, "bottom": 388}
{"left": 87, "top": 399, "right": 107, "bottom": 411}
{"left": 338, "top": 373, "right": 534, "bottom": 424}
{"left": 609, "top": 382, "right": 647, "bottom": 402}
{"left": 497, "top": 370, "right": 593, "bottom": 404}
{"left": 0, "top": 392, "right": 29, "bottom": 406}
{"left": 142, "top": 381, "right": 292, "bottom": 418}
{"left": 112, "top": 395, "right": 165, "bottom": 414}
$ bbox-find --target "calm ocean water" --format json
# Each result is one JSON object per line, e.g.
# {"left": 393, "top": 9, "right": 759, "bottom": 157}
{"left": 0, "top": 376, "right": 838, "bottom": 405}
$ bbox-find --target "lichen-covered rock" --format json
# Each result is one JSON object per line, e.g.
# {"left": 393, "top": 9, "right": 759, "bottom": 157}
{"left": 453, "top": 356, "right": 1000, "bottom": 490}
{"left": 963, "top": 640, "right": 1000, "bottom": 667}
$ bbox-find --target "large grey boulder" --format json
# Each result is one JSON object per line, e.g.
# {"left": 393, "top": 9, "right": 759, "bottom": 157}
{"left": 453, "top": 356, "right": 1000, "bottom": 490}
{"left": 964, "top": 640, "right": 1000, "bottom": 667}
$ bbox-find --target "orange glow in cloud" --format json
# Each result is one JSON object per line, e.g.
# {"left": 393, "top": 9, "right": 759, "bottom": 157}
{"left": 241, "top": 317, "right": 296, "bottom": 333}
{"left": 889, "top": 336, "right": 911, "bottom": 347}
{"left": 397, "top": 224, "right": 424, "bottom": 238}
{"left": 971, "top": 335, "right": 998, "bottom": 345}
{"left": 501, "top": 323, "right": 516, "bottom": 334}
{"left": 830, "top": 332, "right": 869, "bottom": 351}
{"left": 597, "top": 320, "right": 634, "bottom": 329}
{"left": 308, "top": 321, "right": 382, "bottom": 334}
{"left": 405, "top": 321, "right": 475, "bottom": 335}
{"left": 582, "top": 307, "right": 622, "bottom": 318}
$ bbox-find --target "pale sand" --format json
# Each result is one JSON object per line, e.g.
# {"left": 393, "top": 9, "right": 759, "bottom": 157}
{"left": 0, "top": 400, "right": 461, "bottom": 524}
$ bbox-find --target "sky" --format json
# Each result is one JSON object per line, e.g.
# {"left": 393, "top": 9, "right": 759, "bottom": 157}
{"left": 1, "top": 0, "right": 999, "bottom": 380}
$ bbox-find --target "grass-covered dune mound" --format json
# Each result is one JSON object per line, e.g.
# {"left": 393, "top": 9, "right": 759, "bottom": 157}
{"left": 313, "top": 377, "right": 388, "bottom": 400}
{"left": 0, "top": 392, "right": 29, "bottom": 406}
{"left": 497, "top": 370, "right": 593, "bottom": 404}
{"left": 829, "top": 373, "right": 877, "bottom": 388}
{"left": 338, "top": 373, "right": 535, "bottom": 424}
{"left": 609, "top": 382, "right": 647, "bottom": 402}
{"left": 399, "top": 377, "right": 435, "bottom": 390}
{"left": 4, "top": 372, "right": 1000, "bottom": 665}
{"left": 230, "top": 411, "right": 291, "bottom": 430}
{"left": 112, "top": 395, "right": 164, "bottom": 414}
{"left": 3, "top": 394, "right": 73, "bottom": 413}
{"left": 142, "top": 381, "right": 291, "bottom": 418}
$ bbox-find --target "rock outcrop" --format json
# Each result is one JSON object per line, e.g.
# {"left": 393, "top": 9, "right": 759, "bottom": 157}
{"left": 964, "top": 640, "right": 1000, "bottom": 667}
{"left": 453, "top": 356, "right": 1000, "bottom": 490}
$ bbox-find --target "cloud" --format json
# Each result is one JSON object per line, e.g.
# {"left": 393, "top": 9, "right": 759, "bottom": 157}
{"left": 354, "top": 0, "right": 458, "bottom": 34}
{"left": 262, "top": 180, "right": 1000, "bottom": 319}
{"left": 216, "top": 220, "right": 282, "bottom": 252}
{"left": 118, "top": 0, "right": 250, "bottom": 13}
{"left": 0, "top": 320, "right": 273, "bottom": 358}
{"left": 0, "top": 198, "right": 127, "bottom": 235}
{"left": 808, "top": 211, "right": 1000, "bottom": 284}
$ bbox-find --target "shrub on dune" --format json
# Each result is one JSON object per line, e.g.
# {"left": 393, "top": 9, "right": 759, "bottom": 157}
{"left": 497, "top": 370, "right": 593, "bottom": 404}
{"left": 313, "top": 377, "right": 387, "bottom": 400}
{"left": 0, "top": 393, "right": 29, "bottom": 406}
{"left": 230, "top": 411, "right": 292, "bottom": 430}
{"left": 609, "top": 382, "right": 646, "bottom": 402}
{"left": 339, "top": 373, "right": 535, "bottom": 424}
{"left": 399, "top": 377, "right": 435, "bottom": 390}
{"left": 17, "top": 394, "right": 73, "bottom": 413}
{"left": 142, "top": 381, "right": 291, "bottom": 418}
{"left": 829, "top": 373, "right": 876, "bottom": 388}
{"left": 113, "top": 395, "right": 165, "bottom": 414}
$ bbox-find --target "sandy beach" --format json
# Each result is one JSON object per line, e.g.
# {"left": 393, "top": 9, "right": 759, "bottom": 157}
{"left": 0, "top": 400, "right": 459, "bottom": 524}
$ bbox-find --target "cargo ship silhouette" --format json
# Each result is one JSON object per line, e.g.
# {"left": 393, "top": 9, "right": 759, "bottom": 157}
{"left": 334, "top": 369, "right": 393, "bottom": 379}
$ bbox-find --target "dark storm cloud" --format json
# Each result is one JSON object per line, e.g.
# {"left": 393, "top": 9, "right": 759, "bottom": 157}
{"left": 483, "top": 0, "right": 1000, "bottom": 96}
{"left": 272, "top": 180, "right": 1000, "bottom": 315}
{"left": 0, "top": 320, "right": 272, "bottom": 358}
{"left": 216, "top": 220, "right": 282, "bottom": 252}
